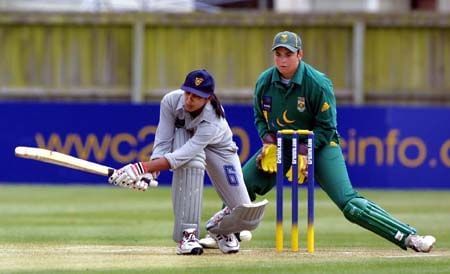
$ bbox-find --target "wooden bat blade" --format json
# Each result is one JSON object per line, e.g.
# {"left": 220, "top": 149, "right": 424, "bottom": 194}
{"left": 15, "top": 146, "right": 114, "bottom": 176}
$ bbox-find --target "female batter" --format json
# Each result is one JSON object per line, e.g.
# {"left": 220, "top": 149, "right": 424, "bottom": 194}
{"left": 109, "top": 69, "right": 267, "bottom": 255}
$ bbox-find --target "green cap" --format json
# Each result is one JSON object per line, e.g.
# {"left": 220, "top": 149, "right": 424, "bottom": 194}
{"left": 271, "top": 31, "right": 302, "bottom": 52}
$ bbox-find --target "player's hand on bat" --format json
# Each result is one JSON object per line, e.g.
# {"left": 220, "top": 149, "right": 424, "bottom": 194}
{"left": 112, "top": 162, "right": 146, "bottom": 183}
{"left": 137, "top": 173, "right": 159, "bottom": 189}
{"left": 108, "top": 162, "right": 154, "bottom": 191}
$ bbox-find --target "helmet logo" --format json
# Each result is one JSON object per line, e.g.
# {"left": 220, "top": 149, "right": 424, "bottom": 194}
{"left": 195, "top": 77, "right": 204, "bottom": 86}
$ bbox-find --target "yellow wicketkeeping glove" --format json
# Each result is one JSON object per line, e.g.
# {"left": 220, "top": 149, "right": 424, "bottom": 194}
{"left": 286, "top": 155, "right": 308, "bottom": 184}
{"left": 256, "top": 144, "right": 277, "bottom": 173}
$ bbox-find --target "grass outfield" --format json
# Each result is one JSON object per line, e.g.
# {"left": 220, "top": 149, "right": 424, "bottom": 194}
{"left": 0, "top": 185, "right": 449, "bottom": 273}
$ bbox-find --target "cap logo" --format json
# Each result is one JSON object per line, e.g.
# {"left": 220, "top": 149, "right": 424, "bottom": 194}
{"left": 194, "top": 77, "right": 204, "bottom": 86}
{"left": 280, "top": 34, "right": 289, "bottom": 43}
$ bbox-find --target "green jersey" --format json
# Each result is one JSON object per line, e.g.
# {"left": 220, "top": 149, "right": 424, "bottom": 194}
{"left": 253, "top": 61, "right": 339, "bottom": 149}
{"left": 246, "top": 57, "right": 419, "bottom": 252}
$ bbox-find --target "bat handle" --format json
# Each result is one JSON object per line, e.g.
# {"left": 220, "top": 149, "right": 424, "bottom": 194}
{"left": 107, "top": 168, "right": 115, "bottom": 177}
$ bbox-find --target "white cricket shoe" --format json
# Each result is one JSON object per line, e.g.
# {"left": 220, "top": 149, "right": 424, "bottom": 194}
{"left": 200, "top": 230, "right": 252, "bottom": 249}
{"left": 406, "top": 234, "right": 436, "bottom": 253}
{"left": 199, "top": 233, "right": 218, "bottom": 248}
{"left": 176, "top": 228, "right": 203, "bottom": 255}
{"left": 210, "top": 233, "right": 240, "bottom": 254}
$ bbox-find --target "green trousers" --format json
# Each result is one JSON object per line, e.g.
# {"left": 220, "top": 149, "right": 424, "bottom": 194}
{"left": 243, "top": 143, "right": 357, "bottom": 208}
{"left": 242, "top": 143, "right": 417, "bottom": 249}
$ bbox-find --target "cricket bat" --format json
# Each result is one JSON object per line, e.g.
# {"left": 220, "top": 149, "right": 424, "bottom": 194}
{"left": 14, "top": 146, "right": 158, "bottom": 187}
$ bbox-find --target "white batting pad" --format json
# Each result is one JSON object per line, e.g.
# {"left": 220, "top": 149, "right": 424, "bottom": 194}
{"left": 208, "top": 199, "right": 269, "bottom": 235}
{"left": 171, "top": 127, "right": 206, "bottom": 242}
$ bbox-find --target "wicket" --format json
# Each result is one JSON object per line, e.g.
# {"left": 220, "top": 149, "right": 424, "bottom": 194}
{"left": 275, "top": 129, "right": 315, "bottom": 253}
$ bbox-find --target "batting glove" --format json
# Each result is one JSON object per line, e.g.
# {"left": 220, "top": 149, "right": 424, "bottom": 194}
{"left": 108, "top": 162, "right": 149, "bottom": 190}
{"left": 136, "top": 173, "right": 159, "bottom": 189}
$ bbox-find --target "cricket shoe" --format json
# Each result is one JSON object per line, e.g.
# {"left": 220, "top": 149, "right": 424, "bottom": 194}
{"left": 176, "top": 228, "right": 203, "bottom": 255}
{"left": 199, "top": 233, "right": 218, "bottom": 249}
{"left": 200, "top": 207, "right": 228, "bottom": 249}
{"left": 200, "top": 230, "right": 252, "bottom": 249}
{"left": 210, "top": 233, "right": 240, "bottom": 254}
{"left": 406, "top": 234, "right": 436, "bottom": 253}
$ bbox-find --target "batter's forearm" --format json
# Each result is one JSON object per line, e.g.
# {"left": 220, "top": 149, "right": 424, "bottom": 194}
{"left": 142, "top": 157, "right": 171, "bottom": 173}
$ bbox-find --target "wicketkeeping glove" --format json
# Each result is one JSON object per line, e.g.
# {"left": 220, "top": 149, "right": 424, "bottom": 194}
{"left": 285, "top": 154, "right": 308, "bottom": 184}
{"left": 256, "top": 143, "right": 277, "bottom": 173}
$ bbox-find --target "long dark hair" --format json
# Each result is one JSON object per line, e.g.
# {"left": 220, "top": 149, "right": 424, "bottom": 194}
{"left": 210, "top": 94, "right": 225, "bottom": 118}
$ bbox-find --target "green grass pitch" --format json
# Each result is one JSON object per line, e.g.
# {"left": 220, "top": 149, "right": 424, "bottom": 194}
{"left": 0, "top": 185, "right": 449, "bottom": 273}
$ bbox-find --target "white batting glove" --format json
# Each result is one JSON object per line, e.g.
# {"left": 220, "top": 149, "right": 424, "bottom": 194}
{"left": 135, "top": 173, "right": 159, "bottom": 190}
{"left": 108, "top": 162, "right": 147, "bottom": 188}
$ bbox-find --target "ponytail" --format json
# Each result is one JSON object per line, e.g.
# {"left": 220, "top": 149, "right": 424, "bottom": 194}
{"left": 210, "top": 94, "right": 225, "bottom": 118}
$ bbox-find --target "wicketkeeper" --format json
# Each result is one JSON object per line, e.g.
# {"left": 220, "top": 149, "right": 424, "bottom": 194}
{"left": 202, "top": 31, "right": 436, "bottom": 253}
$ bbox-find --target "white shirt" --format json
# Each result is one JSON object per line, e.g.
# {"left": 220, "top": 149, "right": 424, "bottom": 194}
{"left": 151, "top": 89, "right": 237, "bottom": 169}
